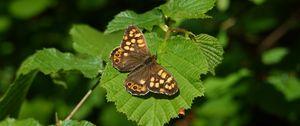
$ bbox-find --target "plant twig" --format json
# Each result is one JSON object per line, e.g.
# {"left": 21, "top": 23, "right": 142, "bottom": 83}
{"left": 258, "top": 11, "right": 299, "bottom": 52}
{"left": 64, "top": 79, "right": 99, "bottom": 120}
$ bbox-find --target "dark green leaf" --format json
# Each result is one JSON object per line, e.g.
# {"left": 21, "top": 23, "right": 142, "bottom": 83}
{"left": 9, "top": 0, "right": 52, "bottom": 19}
{"left": 0, "top": 71, "right": 37, "bottom": 119}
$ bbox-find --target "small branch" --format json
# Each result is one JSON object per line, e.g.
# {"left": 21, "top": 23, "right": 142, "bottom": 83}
{"left": 64, "top": 79, "right": 99, "bottom": 120}
{"left": 258, "top": 11, "right": 299, "bottom": 52}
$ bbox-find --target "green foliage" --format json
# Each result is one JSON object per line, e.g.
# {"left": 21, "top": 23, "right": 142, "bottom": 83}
{"left": 9, "top": 0, "right": 52, "bottom": 19}
{"left": 1, "top": 0, "right": 225, "bottom": 125}
{"left": 262, "top": 47, "right": 289, "bottom": 65}
{"left": 100, "top": 33, "right": 222, "bottom": 125}
{"left": 105, "top": 9, "right": 164, "bottom": 34}
{"left": 268, "top": 72, "right": 300, "bottom": 101}
{"left": 0, "top": 118, "right": 42, "bottom": 126}
{"left": 160, "top": 0, "right": 215, "bottom": 19}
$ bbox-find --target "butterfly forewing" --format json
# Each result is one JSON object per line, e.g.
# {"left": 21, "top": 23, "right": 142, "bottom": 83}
{"left": 110, "top": 26, "right": 150, "bottom": 72}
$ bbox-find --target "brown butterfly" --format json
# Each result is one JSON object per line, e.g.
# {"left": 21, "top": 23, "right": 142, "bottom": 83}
{"left": 110, "top": 25, "right": 178, "bottom": 96}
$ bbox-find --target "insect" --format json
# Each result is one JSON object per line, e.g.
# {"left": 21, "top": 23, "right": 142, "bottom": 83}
{"left": 110, "top": 25, "right": 178, "bottom": 96}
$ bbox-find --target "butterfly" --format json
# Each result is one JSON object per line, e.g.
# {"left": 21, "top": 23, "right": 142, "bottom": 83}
{"left": 110, "top": 25, "right": 178, "bottom": 96}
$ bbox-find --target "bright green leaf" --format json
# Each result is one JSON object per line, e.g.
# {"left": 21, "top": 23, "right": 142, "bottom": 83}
{"left": 0, "top": 118, "right": 42, "bottom": 126}
{"left": 105, "top": 9, "right": 164, "bottom": 33}
{"left": 9, "top": 0, "right": 52, "bottom": 19}
{"left": 195, "top": 34, "right": 224, "bottom": 75}
{"left": 99, "top": 32, "right": 224, "bottom": 126}
{"left": 160, "top": 0, "right": 215, "bottom": 19}
{"left": 17, "top": 48, "right": 102, "bottom": 78}
{"left": 262, "top": 47, "right": 289, "bottom": 65}
{"left": 70, "top": 24, "right": 123, "bottom": 60}
{"left": 59, "top": 120, "right": 95, "bottom": 126}
{"left": 267, "top": 72, "right": 300, "bottom": 101}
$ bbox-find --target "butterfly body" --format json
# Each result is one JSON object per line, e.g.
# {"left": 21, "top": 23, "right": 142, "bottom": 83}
{"left": 110, "top": 25, "right": 178, "bottom": 96}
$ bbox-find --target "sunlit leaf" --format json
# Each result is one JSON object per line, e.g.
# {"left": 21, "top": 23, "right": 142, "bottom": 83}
{"left": 105, "top": 9, "right": 164, "bottom": 33}
{"left": 18, "top": 48, "right": 102, "bottom": 78}
{"left": 70, "top": 24, "right": 122, "bottom": 60}
{"left": 262, "top": 47, "right": 288, "bottom": 65}
{"left": 267, "top": 72, "right": 300, "bottom": 101}
{"left": 59, "top": 120, "right": 95, "bottom": 126}
{"left": 0, "top": 118, "right": 42, "bottom": 126}
{"left": 160, "top": 0, "right": 215, "bottom": 19}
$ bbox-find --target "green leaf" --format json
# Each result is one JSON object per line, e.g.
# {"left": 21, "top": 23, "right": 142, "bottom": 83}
{"left": 262, "top": 47, "right": 289, "bottom": 65}
{"left": 9, "top": 0, "right": 52, "bottom": 19}
{"left": 105, "top": 9, "right": 164, "bottom": 33}
{"left": 100, "top": 32, "right": 223, "bottom": 126}
{"left": 18, "top": 48, "right": 102, "bottom": 78}
{"left": 70, "top": 24, "right": 123, "bottom": 60}
{"left": 267, "top": 72, "right": 300, "bottom": 101}
{"left": 59, "top": 120, "right": 95, "bottom": 126}
{"left": 204, "top": 69, "right": 250, "bottom": 98}
{"left": 0, "top": 71, "right": 37, "bottom": 119}
{"left": 194, "top": 34, "right": 224, "bottom": 75}
{"left": 159, "top": 0, "right": 215, "bottom": 19}
{"left": 0, "top": 16, "right": 11, "bottom": 32}
{"left": 0, "top": 118, "right": 42, "bottom": 126}
{"left": 0, "top": 48, "right": 102, "bottom": 119}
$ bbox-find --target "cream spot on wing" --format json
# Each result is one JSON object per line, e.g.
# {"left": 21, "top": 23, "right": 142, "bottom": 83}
{"left": 140, "top": 79, "right": 146, "bottom": 84}
{"left": 125, "top": 42, "right": 131, "bottom": 45}
{"left": 129, "top": 47, "right": 135, "bottom": 51}
{"left": 150, "top": 82, "right": 154, "bottom": 87}
{"left": 158, "top": 69, "right": 163, "bottom": 75}
{"left": 150, "top": 77, "right": 155, "bottom": 82}
{"left": 124, "top": 36, "right": 128, "bottom": 40}
{"left": 131, "top": 39, "right": 136, "bottom": 43}
{"left": 159, "top": 88, "right": 165, "bottom": 93}
{"left": 137, "top": 39, "right": 143, "bottom": 44}
{"left": 155, "top": 83, "right": 159, "bottom": 88}
{"left": 165, "top": 85, "right": 169, "bottom": 89}
{"left": 161, "top": 72, "right": 167, "bottom": 78}
{"left": 171, "top": 83, "right": 175, "bottom": 88}
{"left": 166, "top": 77, "right": 173, "bottom": 83}
{"left": 159, "top": 79, "right": 164, "bottom": 84}
{"left": 129, "top": 33, "right": 133, "bottom": 37}
{"left": 141, "top": 86, "right": 146, "bottom": 91}
{"left": 124, "top": 46, "right": 130, "bottom": 50}
{"left": 138, "top": 44, "right": 145, "bottom": 47}
{"left": 123, "top": 53, "right": 128, "bottom": 56}
{"left": 135, "top": 33, "right": 141, "bottom": 37}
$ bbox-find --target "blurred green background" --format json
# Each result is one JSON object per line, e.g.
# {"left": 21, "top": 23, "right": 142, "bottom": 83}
{"left": 0, "top": 0, "right": 299, "bottom": 126}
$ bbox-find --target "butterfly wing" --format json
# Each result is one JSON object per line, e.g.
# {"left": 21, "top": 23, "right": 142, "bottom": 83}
{"left": 110, "top": 26, "right": 150, "bottom": 72}
{"left": 125, "top": 62, "right": 178, "bottom": 96}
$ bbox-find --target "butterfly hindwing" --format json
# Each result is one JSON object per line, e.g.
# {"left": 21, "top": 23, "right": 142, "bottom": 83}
{"left": 125, "top": 63, "right": 178, "bottom": 96}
